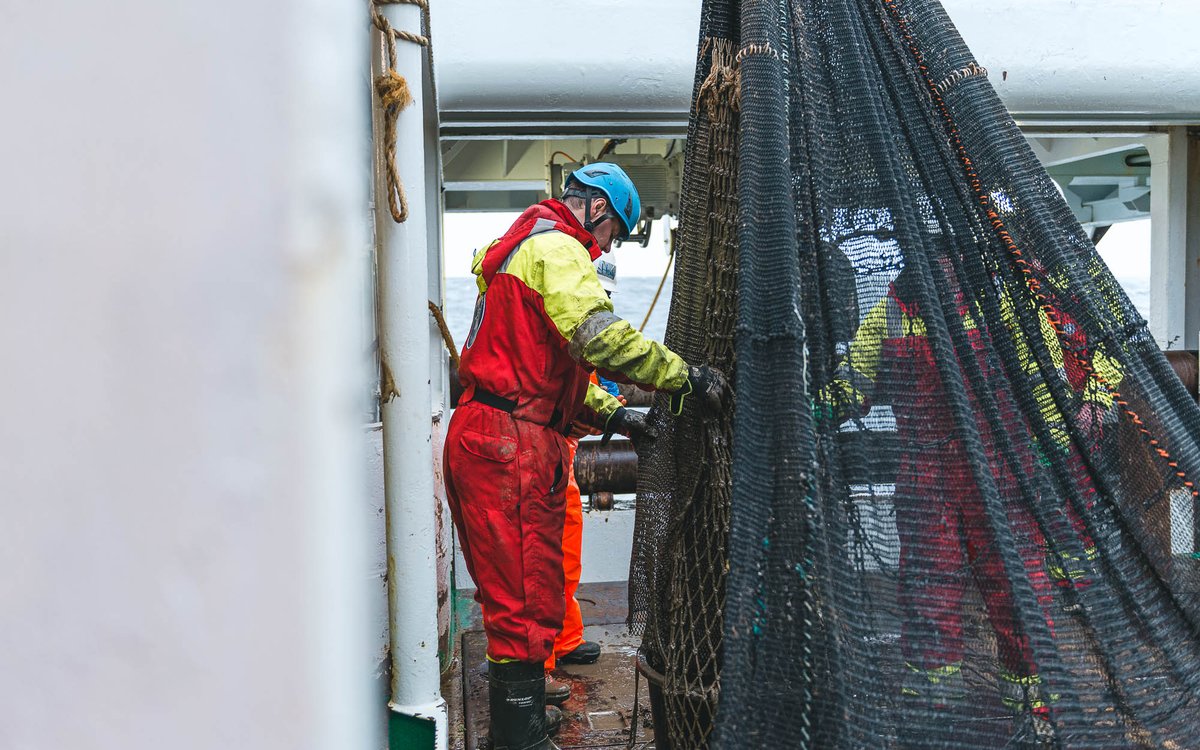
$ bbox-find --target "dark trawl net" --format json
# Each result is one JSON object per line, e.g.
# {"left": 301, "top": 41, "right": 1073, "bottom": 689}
{"left": 633, "top": 0, "right": 1200, "bottom": 747}
{"left": 628, "top": 4, "right": 740, "bottom": 745}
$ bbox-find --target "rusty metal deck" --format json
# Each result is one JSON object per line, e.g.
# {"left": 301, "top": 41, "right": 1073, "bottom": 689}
{"left": 459, "top": 582, "right": 656, "bottom": 750}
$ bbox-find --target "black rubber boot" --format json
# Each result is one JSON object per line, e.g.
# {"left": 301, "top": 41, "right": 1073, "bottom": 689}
{"left": 489, "top": 660, "right": 560, "bottom": 750}
{"left": 544, "top": 704, "right": 562, "bottom": 736}
{"left": 557, "top": 640, "right": 601, "bottom": 665}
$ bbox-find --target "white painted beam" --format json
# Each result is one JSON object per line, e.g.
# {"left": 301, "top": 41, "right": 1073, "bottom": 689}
{"left": 953, "top": 1, "right": 1200, "bottom": 125}
{"left": 433, "top": 0, "right": 1200, "bottom": 135}
{"left": 434, "top": 0, "right": 701, "bottom": 136}
{"left": 1148, "top": 128, "right": 1195, "bottom": 348}
{"left": 1188, "top": 140, "right": 1200, "bottom": 346}
{"left": 1026, "top": 136, "right": 1147, "bottom": 168}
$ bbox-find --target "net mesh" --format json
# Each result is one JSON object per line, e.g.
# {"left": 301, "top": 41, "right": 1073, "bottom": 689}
{"left": 629, "top": 7, "right": 740, "bottom": 744}
{"left": 632, "top": 0, "right": 1200, "bottom": 747}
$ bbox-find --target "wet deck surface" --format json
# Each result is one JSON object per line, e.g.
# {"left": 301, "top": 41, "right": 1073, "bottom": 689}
{"left": 461, "top": 583, "right": 655, "bottom": 749}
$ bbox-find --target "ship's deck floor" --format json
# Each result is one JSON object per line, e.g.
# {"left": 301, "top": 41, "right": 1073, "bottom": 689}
{"left": 457, "top": 581, "right": 655, "bottom": 749}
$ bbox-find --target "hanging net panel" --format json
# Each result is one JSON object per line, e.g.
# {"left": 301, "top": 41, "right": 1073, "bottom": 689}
{"left": 632, "top": 0, "right": 1200, "bottom": 747}
{"left": 629, "top": 5, "right": 740, "bottom": 745}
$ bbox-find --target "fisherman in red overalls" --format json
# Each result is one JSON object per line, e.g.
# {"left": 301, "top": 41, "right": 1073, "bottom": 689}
{"left": 444, "top": 163, "right": 727, "bottom": 750}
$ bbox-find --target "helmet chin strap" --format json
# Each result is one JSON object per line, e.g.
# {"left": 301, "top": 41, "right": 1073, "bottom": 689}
{"left": 583, "top": 194, "right": 602, "bottom": 234}
{"left": 583, "top": 197, "right": 594, "bottom": 233}
{"left": 563, "top": 185, "right": 606, "bottom": 244}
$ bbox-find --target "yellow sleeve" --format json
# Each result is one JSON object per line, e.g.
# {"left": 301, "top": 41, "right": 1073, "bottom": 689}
{"left": 530, "top": 237, "right": 689, "bottom": 392}
{"left": 584, "top": 381, "right": 623, "bottom": 419}
{"left": 1036, "top": 308, "right": 1067, "bottom": 374}
{"left": 846, "top": 298, "right": 888, "bottom": 385}
{"left": 529, "top": 237, "right": 614, "bottom": 342}
{"left": 818, "top": 296, "right": 888, "bottom": 418}
{"left": 574, "top": 319, "right": 689, "bottom": 392}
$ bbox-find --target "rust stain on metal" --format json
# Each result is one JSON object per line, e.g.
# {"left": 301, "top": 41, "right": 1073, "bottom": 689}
{"left": 448, "top": 362, "right": 464, "bottom": 407}
{"left": 380, "top": 358, "right": 399, "bottom": 403}
{"left": 574, "top": 441, "right": 638, "bottom": 494}
{"left": 461, "top": 626, "right": 654, "bottom": 749}
{"left": 434, "top": 487, "right": 447, "bottom": 560}
{"left": 591, "top": 491, "right": 615, "bottom": 511}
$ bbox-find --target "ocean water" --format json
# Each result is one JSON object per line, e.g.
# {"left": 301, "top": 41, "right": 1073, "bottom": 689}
{"left": 1122, "top": 278, "right": 1151, "bottom": 322}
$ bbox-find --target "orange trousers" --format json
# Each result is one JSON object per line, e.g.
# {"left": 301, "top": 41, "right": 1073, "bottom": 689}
{"left": 545, "top": 438, "right": 584, "bottom": 670}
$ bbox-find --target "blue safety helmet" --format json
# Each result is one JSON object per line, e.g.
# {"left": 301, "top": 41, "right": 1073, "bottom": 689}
{"left": 563, "top": 162, "right": 642, "bottom": 238}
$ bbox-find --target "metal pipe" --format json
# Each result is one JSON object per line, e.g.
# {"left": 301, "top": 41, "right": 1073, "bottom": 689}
{"left": 1165, "top": 349, "right": 1200, "bottom": 401}
{"left": 574, "top": 440, "right": 638, "bottom": 495}
{"left": 618, "top": 383, "right": 653, "bottom": 407}
{"left": 372, "top": 3, "right": 448, "bottom": 747}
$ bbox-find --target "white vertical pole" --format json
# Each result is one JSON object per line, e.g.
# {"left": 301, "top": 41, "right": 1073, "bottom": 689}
{"left": 419, "top": 9, "right": 455, "bottom": 657}
{"left": 1186, "top": 137, "right": 1200, "bottom": 346}
{"left": 1149, "top": 127, "right": 1190, "bottom": 349}
{"left": 371, "top": 2, "right": 448, "bottom": 747}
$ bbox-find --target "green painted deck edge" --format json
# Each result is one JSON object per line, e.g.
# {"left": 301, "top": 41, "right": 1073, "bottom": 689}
{"left": 389, "top": 709, "right": 436, "bottom": 749}
{"left": 452, "top": 583, "right": 482, "bottom": 636}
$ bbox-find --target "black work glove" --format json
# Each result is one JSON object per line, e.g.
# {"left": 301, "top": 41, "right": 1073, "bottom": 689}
{"left": 602, "top": 406, "right": 658, "bottom": 446}
{"left": 669, "top": 364, "right": 729, "bottom": 415}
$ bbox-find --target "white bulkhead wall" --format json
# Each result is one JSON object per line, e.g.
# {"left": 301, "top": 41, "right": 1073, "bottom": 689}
{"left": 0, "top": 2, "right": 376, "bottom": 749}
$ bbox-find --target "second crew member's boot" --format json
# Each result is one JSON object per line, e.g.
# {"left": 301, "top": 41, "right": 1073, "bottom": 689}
{"left": 544, "top": 704, "right": 562, "bottom": 736}
{"left": 557, "top": 641, "right": 601, "bottom": 665}
{"left": 544, "top": 675, "right": 571, "bottom": 706}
